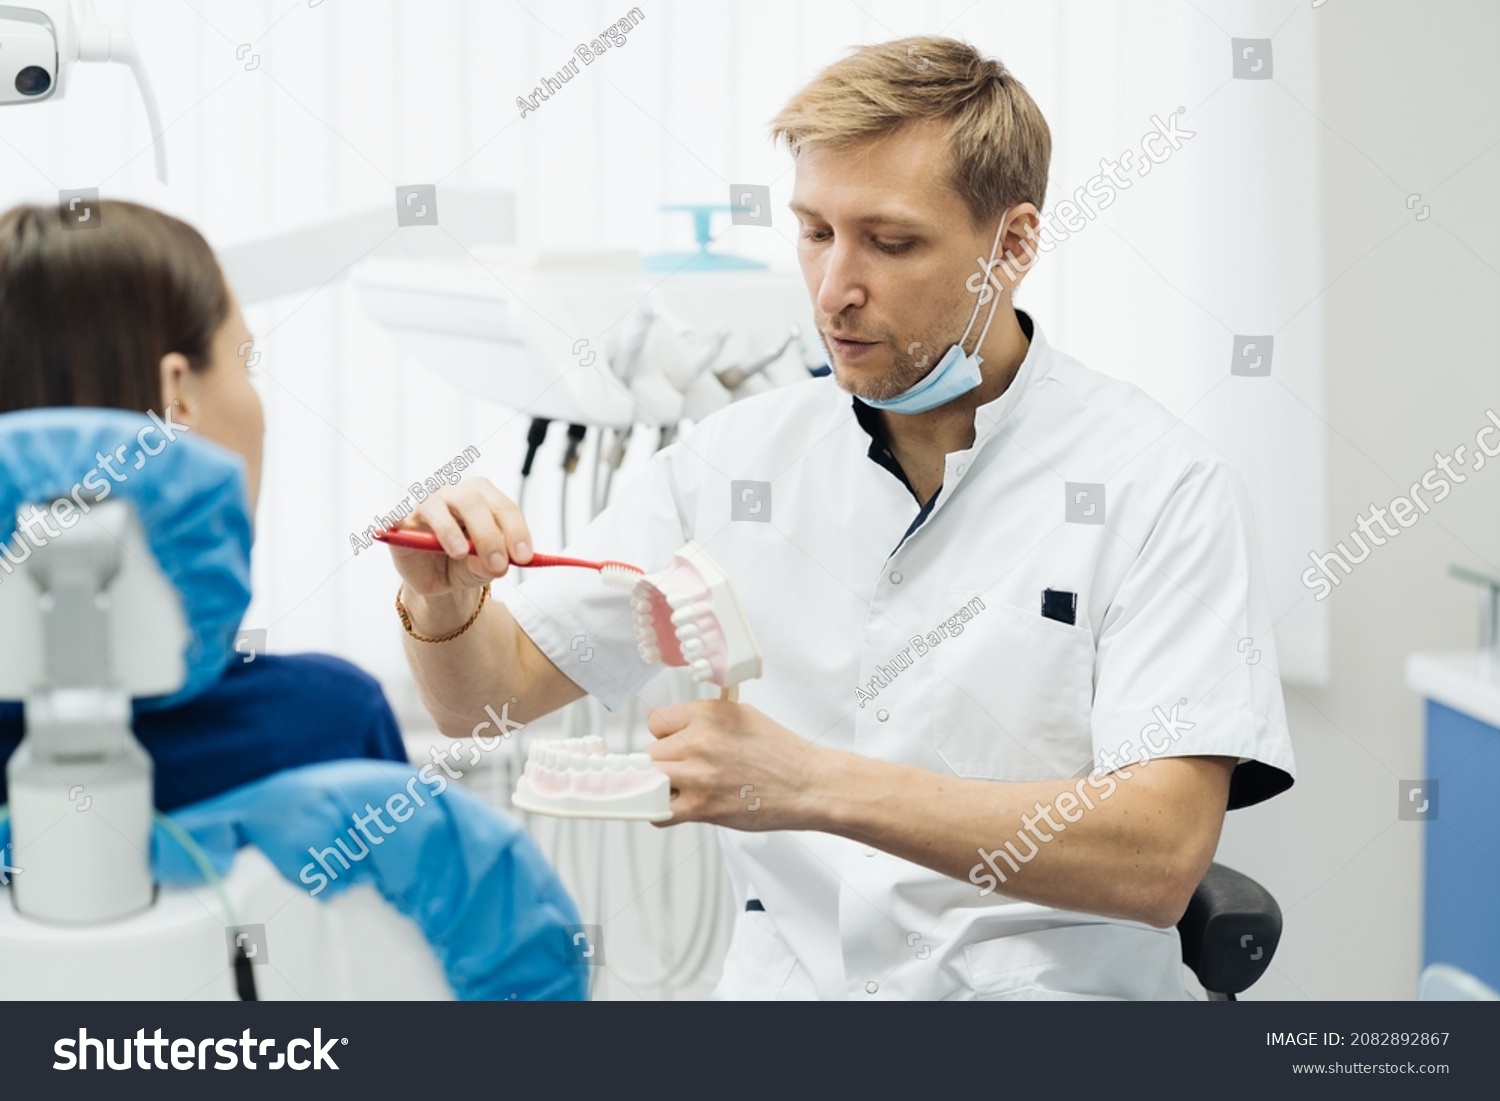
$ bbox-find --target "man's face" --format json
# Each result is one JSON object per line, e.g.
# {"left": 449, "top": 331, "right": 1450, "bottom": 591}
{"left": 790, "top": 120, "right": 996, "bottom": 402}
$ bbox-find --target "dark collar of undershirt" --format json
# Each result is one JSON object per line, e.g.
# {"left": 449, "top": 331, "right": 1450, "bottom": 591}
{"left": 849, "top": 308, "right": 1034, "bottom": 502}
{"left": 850, "top": 388, "right": 937, "bottom": 553}
{"left": 851, "top": 396, "right": 918, "bottom": 497}
{"left": 847, "top": 309, "right": 1034, "bottom": 550}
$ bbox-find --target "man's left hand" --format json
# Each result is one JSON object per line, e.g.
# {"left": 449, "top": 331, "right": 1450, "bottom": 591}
{"left": 645, "top": 701, "right": 830, "bottom": 830}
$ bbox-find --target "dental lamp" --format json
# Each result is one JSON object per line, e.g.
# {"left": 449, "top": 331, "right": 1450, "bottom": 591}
{"left": 0, "top": 0, "right": 168, "bottom": 182}
{"left": 353, "top": 248, "right": 821, "bottom": 429}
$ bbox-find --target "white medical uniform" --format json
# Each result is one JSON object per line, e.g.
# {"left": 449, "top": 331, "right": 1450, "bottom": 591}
{"left": 499, "top": 308, "right": 1295, "bottom": 1000}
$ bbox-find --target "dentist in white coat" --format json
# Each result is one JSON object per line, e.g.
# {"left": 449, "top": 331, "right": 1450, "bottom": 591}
{"left": 386, "top": 35, "right": 1295, "bottom": 1000}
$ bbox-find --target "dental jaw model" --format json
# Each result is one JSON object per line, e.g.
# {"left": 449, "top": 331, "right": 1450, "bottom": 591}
{"left": 511, "top": 541, "right": 762, "bottom": 823}
{"left": 512, "top": 736, "right": 670, "bottom": 822}
{"left": 631, "top": 541, "right": 762, "bottom": 702}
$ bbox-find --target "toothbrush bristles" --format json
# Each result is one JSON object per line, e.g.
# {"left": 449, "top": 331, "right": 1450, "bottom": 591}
{"left": 599, "top": 563, "right": 644, "bottom": 591}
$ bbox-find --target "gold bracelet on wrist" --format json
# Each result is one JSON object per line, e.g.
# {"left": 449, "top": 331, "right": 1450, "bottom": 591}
{"left": 396, "top": 582, "right": 490, "bottom": 643}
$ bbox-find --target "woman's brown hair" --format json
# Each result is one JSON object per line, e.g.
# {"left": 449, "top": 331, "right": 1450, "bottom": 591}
{"left": 0, "top": 200, "right": 230, "bottom": 414}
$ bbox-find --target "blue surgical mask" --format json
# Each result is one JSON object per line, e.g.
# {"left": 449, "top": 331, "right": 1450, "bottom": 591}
{"left": 858, "top": 210, "right": 1011, "bottom": 415}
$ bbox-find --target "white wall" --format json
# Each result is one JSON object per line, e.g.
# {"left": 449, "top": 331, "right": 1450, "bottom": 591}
{"left": 1214, "top": 0, "right": 1500, "bottom": 1000}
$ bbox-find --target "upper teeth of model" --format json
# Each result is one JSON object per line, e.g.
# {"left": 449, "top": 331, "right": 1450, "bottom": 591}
{"left": 628, "top": 580, "right": 719, "bottom": 685}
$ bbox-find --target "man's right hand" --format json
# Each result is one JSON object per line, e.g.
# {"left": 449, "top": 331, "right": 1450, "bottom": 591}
{"left": 387, "top": 477, "right": 534, "bottom": 635}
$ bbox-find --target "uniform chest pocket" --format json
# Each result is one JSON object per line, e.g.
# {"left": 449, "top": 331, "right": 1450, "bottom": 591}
{"left": 921, "top": 591, "right": 1095, "bottom": 781}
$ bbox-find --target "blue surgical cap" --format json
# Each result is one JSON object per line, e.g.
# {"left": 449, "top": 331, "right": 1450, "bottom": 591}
{"left": 0, "top": 407, "right": 253, "bottom": 708}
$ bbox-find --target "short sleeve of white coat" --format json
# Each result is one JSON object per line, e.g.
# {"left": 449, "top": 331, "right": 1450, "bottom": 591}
{"left": 495, "top": 427, "right": 707, "bottom": 715}
{"left": 1088, "top": 455, "right": 1295, "bottom": 809}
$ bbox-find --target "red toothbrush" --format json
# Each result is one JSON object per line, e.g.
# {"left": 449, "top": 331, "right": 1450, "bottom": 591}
{"left": 373, "top": 528, "right": 643, "bottom": 589}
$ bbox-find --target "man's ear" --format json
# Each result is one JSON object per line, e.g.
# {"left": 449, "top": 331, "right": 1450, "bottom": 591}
{"left": 1001, "top": 205, "right": 1043, "bottom": 286}
{"left": 159, "top": 351, "right": 194, "bottom": 422}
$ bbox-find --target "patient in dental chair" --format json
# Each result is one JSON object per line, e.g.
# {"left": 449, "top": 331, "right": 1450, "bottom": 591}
{"left": 0, "top": 199, "right": 409, "bottom": 809}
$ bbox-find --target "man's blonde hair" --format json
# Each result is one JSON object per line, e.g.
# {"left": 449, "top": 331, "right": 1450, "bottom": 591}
{"left": 770, "top": 36, "right": 1051, "bottom": 228}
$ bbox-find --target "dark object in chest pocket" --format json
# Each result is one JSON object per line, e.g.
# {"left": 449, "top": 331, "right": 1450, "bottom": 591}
{"left": 1041, "top": 588, "right": 1077, "bottom": 625}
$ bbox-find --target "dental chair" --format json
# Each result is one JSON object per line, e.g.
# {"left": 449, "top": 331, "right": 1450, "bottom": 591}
{"left": 1177, "top": 863, "right": 1282, "bottom": 1000}
{"left": 0, "top": 409, "right": 584, "bottom": 1000}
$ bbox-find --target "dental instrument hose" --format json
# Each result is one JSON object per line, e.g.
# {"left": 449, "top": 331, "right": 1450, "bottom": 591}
{"left": 154, "top": 811, "right": 259, "bottom": 1000}
{"left": 516, "top": 417, "right": 551, "bottom": 522}
{"left": 520, "top": 418, "right": 551, "bottom": 480}
{"left": 559, "top": 423, "right": 588, "bottom": 547}
{"left": 562, "top": 423, "right": 588, "bottom": 473}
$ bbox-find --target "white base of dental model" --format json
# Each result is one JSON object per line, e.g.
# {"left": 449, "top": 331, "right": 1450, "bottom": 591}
{"left": 511, "top": 736, "right": 671, "bottom": 822}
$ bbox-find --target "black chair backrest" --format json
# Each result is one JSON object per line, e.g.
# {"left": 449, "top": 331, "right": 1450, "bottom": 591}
{"left": 1177, "top": 862, "right": 1282, "bottom": 997}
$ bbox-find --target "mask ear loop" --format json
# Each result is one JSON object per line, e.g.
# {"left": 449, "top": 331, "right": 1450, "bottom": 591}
{"left": 958, "top": 209, "right": 1012, "bottom": 357}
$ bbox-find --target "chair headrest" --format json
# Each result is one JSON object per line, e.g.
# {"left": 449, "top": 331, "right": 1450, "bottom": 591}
{"left": 0, "top": 407, "right": 252, "bottom": 708}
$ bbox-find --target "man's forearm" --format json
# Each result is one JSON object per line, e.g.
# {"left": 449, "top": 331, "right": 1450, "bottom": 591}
{"left": 800, "top": 749, "right": 1233, "bottom": 927}
{"left": 400, "top": 588, "right": 527, "bottom": 735}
